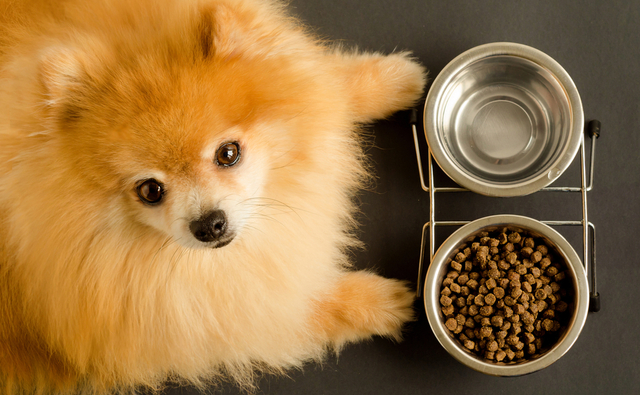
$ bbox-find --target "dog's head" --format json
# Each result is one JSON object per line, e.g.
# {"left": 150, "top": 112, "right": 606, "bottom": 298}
{"left": 24, "top": 0, "right": 423, "bottom": 251}
{"left": 30, "top": 0, "right": 340, "bottom": 250}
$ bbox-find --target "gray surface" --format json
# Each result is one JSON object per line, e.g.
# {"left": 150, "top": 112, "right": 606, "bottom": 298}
{"left": 166, "top": 0, "right": 640, "bottom": 394}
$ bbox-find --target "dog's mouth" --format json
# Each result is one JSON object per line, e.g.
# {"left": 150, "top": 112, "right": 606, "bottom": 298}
{"left": 208, "top": 235, "right": 235, "bottom": 249}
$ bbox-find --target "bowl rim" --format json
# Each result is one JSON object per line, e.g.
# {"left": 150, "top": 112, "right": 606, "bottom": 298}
{"left": 423, "top": 214, "right": 589, "bottom": 376}
{"left": 423, "top": 42, "right": 584, "bottom": 197}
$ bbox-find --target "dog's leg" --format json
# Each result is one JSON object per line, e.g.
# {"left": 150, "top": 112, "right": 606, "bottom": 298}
{"left": 332, "top": 50, "right": 427, "bottom": 123}
{"left": 310, "top": 271, "right": 415, "bottom": 348}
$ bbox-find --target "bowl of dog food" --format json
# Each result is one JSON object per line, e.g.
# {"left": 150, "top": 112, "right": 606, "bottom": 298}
{"left": 423, "top": 215, "right": 589, "bottom": 376}
{"left": 424, "top": 42, "right": 584, "bottom": 197}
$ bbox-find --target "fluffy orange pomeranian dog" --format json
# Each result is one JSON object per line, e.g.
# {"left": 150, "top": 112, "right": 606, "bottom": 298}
{"left": 0, "top": 0, "right": 426, "bottom": 393}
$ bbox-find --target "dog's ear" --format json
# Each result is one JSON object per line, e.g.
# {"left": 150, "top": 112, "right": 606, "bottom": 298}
{"left": 39, "top": 47, "right": 81, "bottom": 106}
{"left": 197, "top": 2, "right": 307, "bottom": 61}
{"left": 38, "top": 47, "right": 88, "bottom": 124}
{"left": 331, "top": 50, "right": 427, "bottom": 123}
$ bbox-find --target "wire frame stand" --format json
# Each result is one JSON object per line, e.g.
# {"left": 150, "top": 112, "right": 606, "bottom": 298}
{"left": 410, "top": 110, "right": 601, "bottom": 313}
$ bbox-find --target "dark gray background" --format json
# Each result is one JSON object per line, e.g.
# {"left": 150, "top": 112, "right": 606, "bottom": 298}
{"left": 169, "top": 0, "right": 640, "bottom": 394}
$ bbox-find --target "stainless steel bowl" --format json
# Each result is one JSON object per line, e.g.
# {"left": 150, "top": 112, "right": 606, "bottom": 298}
{"left": 424, "top": 43, "right": 584, "bottom": 196}
{"left": 424, "top": 215, "right": 589, "bottom": 376}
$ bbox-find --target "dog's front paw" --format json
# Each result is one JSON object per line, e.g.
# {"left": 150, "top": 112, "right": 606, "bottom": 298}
{"left": 333, "top": 50, "right": 427, "bottom": 123}
{"left": 311, "top": 271, "right": 416, "bottom": 348}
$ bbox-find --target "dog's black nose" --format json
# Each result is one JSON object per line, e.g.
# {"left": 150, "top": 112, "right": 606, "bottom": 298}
{"left": 189, "top": 210, "right": 227, "bottom": 243}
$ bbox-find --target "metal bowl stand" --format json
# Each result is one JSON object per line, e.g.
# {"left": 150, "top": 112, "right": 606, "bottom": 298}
{"left": 410, "top": 109, "right": 601, "bottom": 313}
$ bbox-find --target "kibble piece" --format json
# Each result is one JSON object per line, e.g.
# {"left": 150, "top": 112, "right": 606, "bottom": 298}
{"left": 480, "top": 317, "right": 491, "bottom": 327}
{"left": 521, "top": 247, "right": 533, "bottom": 258}
{"left": 536, "top": 245, "right": 548, "bottom": 255}
{"left": 491, "top": 315, "right": 504, "bottom": 328}
{"left": 530, "top": 251, "right": 542, "bottom": 263}
{"left": 484, "top": 293, "right": 497, "bottom": 306}
{"left": 522, "top": 311, "right": 535, "bottom": 325}
{"left": 495, "top": 349, "right": 507, "bottom": 362}
{"left": 464, "top": 340, "right": 476, "bottom": 350}
{"left": 508, "top": 232, "right": 522, "bottom": 244}
{"left": 498, "top": 260, "right": 510, "bottom": 271}
{"left": 450, "top": 283, "right": 461, "bottom": 293}
{"left": 457, "top": 274, "right": 469, "bottom": 285}
{"left": 555, "top": 272, "right": 566, "bottom": 281}
{"left": 506, "top": 252, "right": 518, "bottom": 264}
{"left": 468, "top": 305, "right": 479, "bottom": 316}
{"left": 456, "top": 314, "right": 466, "bottom": 326}
{"left": 540, "top": 257, "right": 552, "bottom": 270}
{"left": 504, "top": 242, "right": 515, "bottom": 252}
{"left": 460, "top": 286, "right": 470, "bottom": 296}
{"left": 474, "top": 294, "right": 485, "bottom": 306}
{"left": 455, "top": 297, "right": 466, "bottom": 308}
{"left": 493, "top": 287, "right": 505, "bottom": 299}
{"left": 535, "top": 288, "right": 548, "bottom": 300}
{"left": 542, "top": 319, "right": 555, "bottom": 331}
{"left": 464, "top": 261, "right": 473, "bottom": 272}
{"left": 466, "top": 279, "right": 479, "bottom": 290}
{"left": 451, "top": 261, "right": 463, "bottom": 272}
{"left": 488, "top": 268, "right": 500, "bottom": 279}
{"left": 515, "top": 264, "right": 527, "bottom": 275}
{"left": 485, "top": 278, "right": 497, "bottom": 290}
{"left": 522, "top": 281, "right": 532, "bottom": 293}
{"left": 505, "top": 349, "right": 516, "bottom": 360}
{"left": 478, "top": 285, "right": 489, "bottom": 295}
{"left": 441, "top": 305, "right": 454, "bottom": 316}
{"left": 440, "top": 295, "right": 452, "bottom": 306}
{"left": 510, "top": 287, "right": 523, "bottom": 299}
{"left": 504, "top": 296, "right": 516, "bottom": 307}
{"left": 530, "top": 267, "right": 541, "bottom": 278}
{"left": 445, "top": 317, "right": 457, "bottom": 331}
{"left": 487, "top": 340, "right": 499, "bottom": 352}
{"left": 443, "top": 278, "right": 453, "bottom": 287}
{"left": 480, "top": 306, "right": 494, "bottom": 316}
{"left": 546, "top": 266, "right": 559, "bottom": 277}
{"left": 455, "top": 252, "right": 466, "bottom": 263}
{"left": 479, "top": 326, "right": 493, "bottom": 338}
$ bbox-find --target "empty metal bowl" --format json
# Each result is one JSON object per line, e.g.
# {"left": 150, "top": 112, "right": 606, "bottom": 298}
{"left": 424, "top": 42, "right": 584, "bottom": 196}
{"left": 423, "top": 215, "right": 589, "bottom": 376}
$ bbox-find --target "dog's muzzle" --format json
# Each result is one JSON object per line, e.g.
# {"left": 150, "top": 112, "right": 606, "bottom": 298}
{"left": 189, "top": 210, "right": 234, "bottom": 247}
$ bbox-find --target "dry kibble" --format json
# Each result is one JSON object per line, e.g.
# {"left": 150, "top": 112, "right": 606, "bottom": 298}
{"left": 479, "top": 326, "right": 493, "bottom": 338}
{"left": 531, "top": 251, "right": 542, "bottom": 263}
{"left": 508, "top": 232, "right": 522, "bottom": 244}
{"left": 510, "top": 287, "right": 523, "bottom": 299}
{"left": 468, "top": 305, "right": 479, "bottom": 316}
{"left": 521, "top": 247, "right": 534, "bottom": 258}
{"left": 442, "top": 305, "right": 454, "bottom": 316}
{"left": 484, "top": 293, "right": 497, "bottom": 306}
{"left": 440, "top": 295, "right": 452, "bottom": 307}
{"left": 439, "top": 229, "right": 574, "bottom": 364}
{"left": 546, "top": 266, "right": 559, "bottom": 277}
{"left": 445, "top": 317, "right": 457, "bottom": 331}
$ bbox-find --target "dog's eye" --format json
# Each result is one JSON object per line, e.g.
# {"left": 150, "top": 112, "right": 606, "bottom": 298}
{"left": 136, "top": 179, "right": 164, "bottom": 205}
{"left": 216, "top": 142, "right": 241, "bottom": 167}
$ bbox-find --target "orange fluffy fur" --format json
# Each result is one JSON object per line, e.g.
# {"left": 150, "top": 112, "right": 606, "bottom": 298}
{"left": 0, "top": 0, "right": 426, "bottom": 393}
